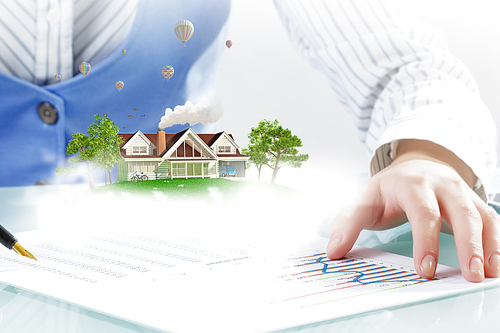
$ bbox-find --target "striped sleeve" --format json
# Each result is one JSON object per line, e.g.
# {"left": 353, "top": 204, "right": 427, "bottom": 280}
{"left": 274, "top": 0, "right": 496, "bottom": 198}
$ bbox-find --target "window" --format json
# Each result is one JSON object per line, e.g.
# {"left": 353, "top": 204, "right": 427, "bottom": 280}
{"left": 128, "top": 162, "right": 158, "bottom": 173}
{"left": 218, "top": 145, "right": 231, "bottom": 153}
{"left": 132, "top": 145, "right": 148, "bottom": 155}
{"left": 171, "top": 163, "right": 186, "bottom": 177}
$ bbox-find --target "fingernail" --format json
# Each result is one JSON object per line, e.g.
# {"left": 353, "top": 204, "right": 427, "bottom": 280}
{"left": 420, "top": 254, "right": 436, "bottom": 278}
{"left": 327, "top": 232, "right": 342, "bottom": 256}
{"left": 488, "top": 253, "right": 500, "bottom": 271}
{"left": 469, "top": 256, "right": 484, "bottom": 276}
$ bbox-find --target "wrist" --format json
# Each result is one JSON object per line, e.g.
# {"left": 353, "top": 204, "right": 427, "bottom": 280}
{"left": 392, "top": 139, "right": 477, "bottom": 189}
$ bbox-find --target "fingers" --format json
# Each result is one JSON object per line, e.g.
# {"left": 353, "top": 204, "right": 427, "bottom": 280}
{"left": 406, "top": 178, "right": 500, "bottom": 282}
{"left": 399, "top": 188, "right": 441, "bottom": 279}
{"left": 438, "top": 184, "right": 486, "bottom": 282}
{"left": 326, "top": 158, "right": 500, "bottom": 283}
{"left": 472, "top": 197, "right": 500, "bottom": 278}
{"left": 326, "top": 205, "right": 366, "bottom": 259}
{"left": 326, "top": 185, "right": 379, "bottom": 260}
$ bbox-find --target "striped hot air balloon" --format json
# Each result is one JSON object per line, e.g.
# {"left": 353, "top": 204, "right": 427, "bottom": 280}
{"left": 79, "top": 62, "right": 91, "bottom": 76}
{"left": 162, "top": 65, "right": 174, "bottom": 81}
{"left": 174, "top": 20, "right": 194, "bottom": 46}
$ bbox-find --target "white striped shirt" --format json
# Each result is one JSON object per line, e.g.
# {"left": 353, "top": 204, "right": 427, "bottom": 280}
{"left": 274, "top": 0, "right": 497, "bottom": 199}
{"left": 0, "top": 0, "right": 139, "bottom": 85}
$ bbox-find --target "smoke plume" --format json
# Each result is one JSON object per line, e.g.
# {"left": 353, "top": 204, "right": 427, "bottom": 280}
{"left": 158, "top": 97, "right": 223, "bottom": 130}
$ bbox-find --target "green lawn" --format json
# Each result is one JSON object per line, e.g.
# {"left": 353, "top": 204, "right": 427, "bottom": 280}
{"left": 92, "top": 178, "right": 300, "bottom": 203}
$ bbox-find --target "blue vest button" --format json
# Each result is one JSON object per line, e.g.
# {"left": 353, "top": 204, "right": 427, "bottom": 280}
{"left": 38, "top": 102, "right": 58, "bottom": 124}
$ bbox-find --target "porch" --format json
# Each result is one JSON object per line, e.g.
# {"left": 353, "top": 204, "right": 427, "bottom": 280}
{"left": 170, "top": 161, "right": 218, "bottom": 179}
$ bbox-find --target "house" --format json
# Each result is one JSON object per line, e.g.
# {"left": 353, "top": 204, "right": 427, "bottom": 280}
{"left": 117, "top": 128, "right": 249, "bottom": 181}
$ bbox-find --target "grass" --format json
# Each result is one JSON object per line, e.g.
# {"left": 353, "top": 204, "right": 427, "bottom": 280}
{"left": 91, "top": 178, "right": 301, "bottom": 203}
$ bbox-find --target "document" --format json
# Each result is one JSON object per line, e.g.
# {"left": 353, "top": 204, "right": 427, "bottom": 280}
{"left": 0, "top": 228, "right": 497, "bottom": 333}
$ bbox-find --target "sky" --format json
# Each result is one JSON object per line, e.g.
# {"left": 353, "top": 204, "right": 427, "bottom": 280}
{"left": 215, "top": 0, "right": 367, "bottom": 189}
{"left": 213, "top": 0, "right": 500, "bottom": 191}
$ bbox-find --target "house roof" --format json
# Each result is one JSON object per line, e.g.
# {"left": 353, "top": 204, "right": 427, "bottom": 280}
{"left": 119, "top": 129, "right": 248, "bottom": 159}
{"left": 165, "top": 129, "right": 188, "bottom": 153}
{"left": 198, "top": 132, "right": 223, "bottom": 147}
{"left": 162, "top": 128, "right": 218, "bottom": 160}
{"left": 198, "top": 131, "right": 241, "bottom": 150}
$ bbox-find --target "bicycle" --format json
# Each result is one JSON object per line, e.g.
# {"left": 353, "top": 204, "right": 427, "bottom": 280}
{"left": 130, "top": 172, "right": 148, "bottom": 183}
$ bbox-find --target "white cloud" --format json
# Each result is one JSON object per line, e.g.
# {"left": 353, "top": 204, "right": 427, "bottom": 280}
{"left": 158, "top": 97, "right": 223, "bottom": 130}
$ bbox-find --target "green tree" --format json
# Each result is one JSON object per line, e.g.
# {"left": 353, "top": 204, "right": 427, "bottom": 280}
{"left": 242, "top": 146, "right": 268, "bottom": 181}
{"left": 244, "top": 119, "right": 308, "bottom": 183}
{"left": 56, "top": 132, "right": 98, "bottom": 189}
{"left": 88, "top": 115, "right": 123, "bottom": 184}
{"left": 242, "top": 122, "right": 269, "bottom": 181}
{"left": 56, "top": 115, "right": 122, "bottom": 189}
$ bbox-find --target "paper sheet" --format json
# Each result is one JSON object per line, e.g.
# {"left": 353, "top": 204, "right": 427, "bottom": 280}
{"left": 0, "top": 229, "right": 497, "bottom": 333}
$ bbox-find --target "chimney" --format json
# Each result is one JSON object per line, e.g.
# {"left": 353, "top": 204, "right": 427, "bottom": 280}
{"left": 157, "top": 130, "right": 166, "bottom": 155}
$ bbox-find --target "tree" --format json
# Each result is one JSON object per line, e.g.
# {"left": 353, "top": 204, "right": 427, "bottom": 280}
{"left": 242, "top": 145, "right": 268, "bottom": 181}
{"left": 56, "top": 115, "right": 122, "bottom": 189}
{"left": 242, "top": 123, "right": 269, "bottom": 181}
{"left": 88, "top": 115, "right": 123, "bottom": 185}
{"left": 56, "top": 132, "right": 98, "bottom": 189}
{"left": 244, "top": 119, "right": 308, "bottom": 183}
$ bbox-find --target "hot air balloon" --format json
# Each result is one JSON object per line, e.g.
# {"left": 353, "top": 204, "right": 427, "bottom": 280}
{"left": 225, "top": 40, "right": 233, "bottom": 49}
{"left": 174, "top": 20, "right": 194, "bottom": 46}
{"left": 79, "top": 62, "right": 91, "bottom": 76}
{"left": 122, "top": 49, "right": 126, "bottom": 55}
{"left": 54, "top": 74, "right": 61, "bottom": 81}
{"left": 162, "top": 65, "right": 174, "bottom": 81}
{"left": 115, "top": 80, "right": 124, "bottom": 91}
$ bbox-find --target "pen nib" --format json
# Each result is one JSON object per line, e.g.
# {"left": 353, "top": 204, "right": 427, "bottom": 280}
{"left": 12, "top": 243, "right": 37, "bottom": 261}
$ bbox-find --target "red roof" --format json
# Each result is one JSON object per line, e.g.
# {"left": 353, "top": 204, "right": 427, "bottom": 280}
{"left": 198, "top": 132, "right": 223, "bottom": 146}
{"left": 119, "top": 130, "right": 248, "bottom": 159}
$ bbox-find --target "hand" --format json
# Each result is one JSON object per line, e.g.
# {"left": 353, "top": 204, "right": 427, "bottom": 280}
{"left": 326, "top": 139, "right": 500, "bottom": 282}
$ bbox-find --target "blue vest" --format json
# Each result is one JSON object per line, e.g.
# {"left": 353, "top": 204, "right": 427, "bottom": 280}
{"left": 0, "top": 0, "right": 230, "bottom": 187}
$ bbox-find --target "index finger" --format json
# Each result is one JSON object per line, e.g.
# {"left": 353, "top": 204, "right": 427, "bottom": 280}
{"left": 326, "top": 185, "right": 380, "bottom": 259}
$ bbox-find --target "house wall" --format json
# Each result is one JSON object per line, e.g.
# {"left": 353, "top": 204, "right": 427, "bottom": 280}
{"left": 158, "top": 161, "right": 170, "bottom": 178}
{"left": 175, "top": 141, "right": 202, "bottom": 157}
{"left": 214, "top": 137, "right": 236, "bottom": 154}
{"left": 119, "top": 159, "right": 164, "bottom": 181}
{"left": 128, "top": 161, "right": 159, "bottom": 173}
{"left": 125, "top": 136, "right": 152, "bottom": 156}
{"left": 118, "top": 159, "right": 128, "bottom": 181}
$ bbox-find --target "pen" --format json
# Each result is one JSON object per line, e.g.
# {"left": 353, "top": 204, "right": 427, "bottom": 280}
{"left": 0, "top": 224, "right": 36, "bottom": 261}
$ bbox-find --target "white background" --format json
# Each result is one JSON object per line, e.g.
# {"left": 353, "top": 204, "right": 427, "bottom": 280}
{"left": 215, "top": 0, "right": 500, "bottom": 191}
